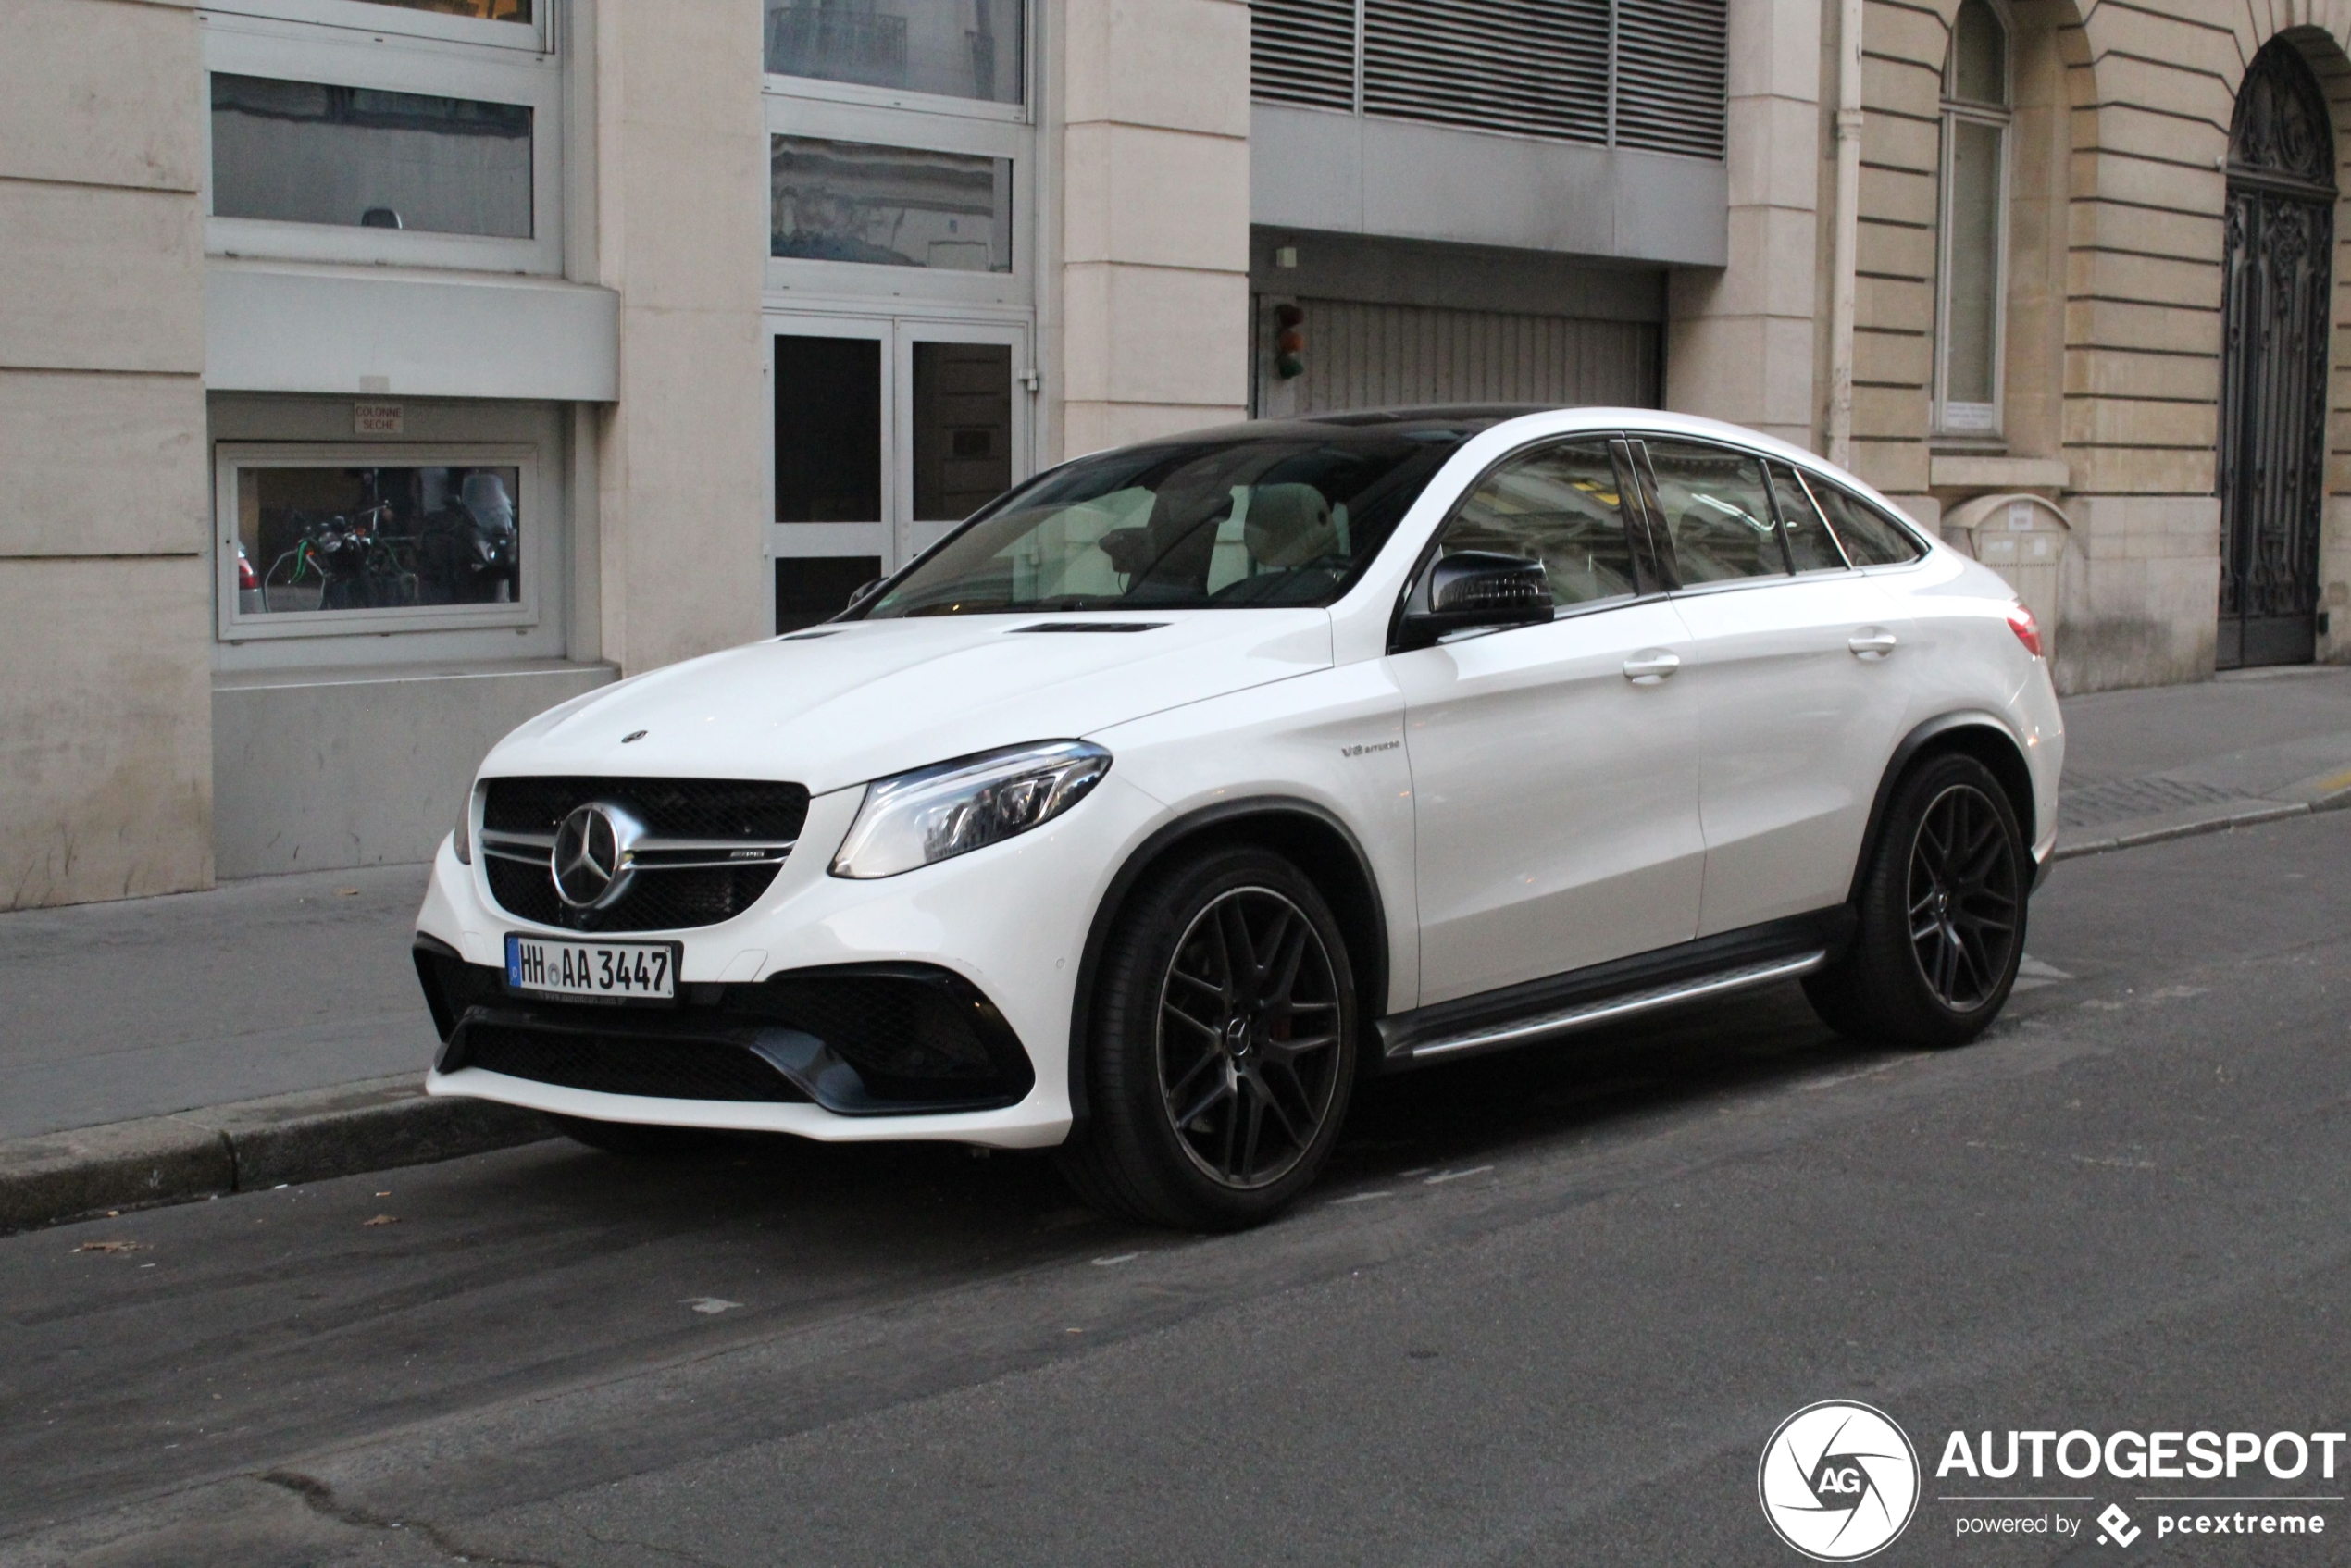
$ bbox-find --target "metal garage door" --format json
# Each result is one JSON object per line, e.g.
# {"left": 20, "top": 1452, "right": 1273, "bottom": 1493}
{"left": 1258, "top": 297, "right": 1661, "bottom": 417}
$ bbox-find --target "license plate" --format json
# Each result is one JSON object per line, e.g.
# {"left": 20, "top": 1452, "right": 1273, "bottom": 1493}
{"left": 504, "top": 934, "right": 678, "bottom": 1002}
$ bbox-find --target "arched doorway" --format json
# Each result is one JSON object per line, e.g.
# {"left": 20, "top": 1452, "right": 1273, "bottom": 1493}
{"left": 2217, "top": 40, "right": 2336, "bottom": 669}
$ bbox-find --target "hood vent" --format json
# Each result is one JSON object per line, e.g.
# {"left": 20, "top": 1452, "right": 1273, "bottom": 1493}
{"left": 1007, "top": 621, "right": 1168, "bottom": 635}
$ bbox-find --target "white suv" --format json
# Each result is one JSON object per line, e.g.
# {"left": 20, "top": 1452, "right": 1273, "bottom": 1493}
{"left": 414, "top": 407, "right": 2062, "bottom": 1228}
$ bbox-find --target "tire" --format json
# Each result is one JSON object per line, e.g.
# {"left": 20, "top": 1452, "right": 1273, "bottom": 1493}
{"left": 1805, "top": 752, "right": 2029, "bottom": 1050}
{"left": 1056, "top": 845, "right": 1359, "bottom": 1231}
{"left": 545, "top": 1114, "right": 730, "bottom": 1159}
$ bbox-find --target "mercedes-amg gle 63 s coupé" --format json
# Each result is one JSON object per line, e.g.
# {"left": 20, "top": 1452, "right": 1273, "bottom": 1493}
{"left": 414, "top": 407, "right": 2062, "bottom": 1229}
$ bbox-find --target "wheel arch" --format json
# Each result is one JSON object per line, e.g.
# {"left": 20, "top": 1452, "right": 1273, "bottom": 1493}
{"left": 1849, "top": 714, "right": 2038, "bottom": 906}
{"left": 1064, "top": 797, "right": 1392, "bottom": 1136}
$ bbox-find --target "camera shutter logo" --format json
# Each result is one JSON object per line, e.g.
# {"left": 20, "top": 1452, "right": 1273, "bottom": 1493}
{"left": 1758, "top": 1400, "right": 1921, "bottom": 1561}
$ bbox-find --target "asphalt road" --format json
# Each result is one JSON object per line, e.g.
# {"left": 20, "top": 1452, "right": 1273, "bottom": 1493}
{"left": 7, "top": 813, "right": 2351, "bottom": 1567}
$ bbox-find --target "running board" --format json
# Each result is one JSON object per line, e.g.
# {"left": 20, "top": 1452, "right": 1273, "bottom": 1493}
{"left": 1402, "top": 952, "right": 1828, "bottom": 1064}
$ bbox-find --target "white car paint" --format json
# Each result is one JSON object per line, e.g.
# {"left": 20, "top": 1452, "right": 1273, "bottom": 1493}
{"left": 419, "top": 406, "right": 2065, "bottom": 1147}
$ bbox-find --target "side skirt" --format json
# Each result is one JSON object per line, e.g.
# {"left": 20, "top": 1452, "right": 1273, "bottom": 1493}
{"left": 1375, "top": 909, "right": 1853, "bottom": 1069}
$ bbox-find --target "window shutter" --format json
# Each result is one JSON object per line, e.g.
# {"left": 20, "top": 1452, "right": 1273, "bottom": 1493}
{"left": 1611, "top": 0, "right": 1729, "bottom": 158}
{"left": 1250, "top": 0, "right": 1357, "bottom": 111}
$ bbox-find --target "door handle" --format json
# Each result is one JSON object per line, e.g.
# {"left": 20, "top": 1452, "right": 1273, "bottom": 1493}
{"left": 1848, "top": 628, "right": 1899, "bottom": 660}
{"left": 1622, "top": 649, "right": 1682, "bottom": 684}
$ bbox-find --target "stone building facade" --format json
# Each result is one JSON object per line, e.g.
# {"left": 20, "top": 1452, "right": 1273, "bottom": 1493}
{"left": 2, "top": 0, "right": 2345, "bottom": 911}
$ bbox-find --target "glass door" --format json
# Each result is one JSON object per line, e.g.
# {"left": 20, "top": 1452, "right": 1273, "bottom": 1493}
{"left": 769, "top": 314, "right": 1030, "bottom": 631}
{"left": 772, "top": 319, "right": 893, "bottom": 631}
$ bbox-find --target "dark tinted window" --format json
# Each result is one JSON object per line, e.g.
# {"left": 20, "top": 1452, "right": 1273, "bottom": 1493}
{"left": 775, "top": 335, "right": 881, "bottom": 523}
{"left": 1644, "top": 439, "right": 1788, "bottom": 582}
{"left": 1769, "top": 461, "right": 1848, "bottom": 572}
{"left": 863, "top": 429, "right": 1464, "bottom": 616}
{"left": 1810, "top": 478, "right": 1926, "bottom": 566}
{"left": 1437, "top": 442, "right": 1637, "bottom": 609}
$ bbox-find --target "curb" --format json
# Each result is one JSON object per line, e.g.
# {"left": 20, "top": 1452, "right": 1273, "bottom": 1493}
{"left": 2051, "top": 766, "right": 2351, "bottom": 863}
{"left": 0, "top": 1077, "right": 550, "bottom": 1237}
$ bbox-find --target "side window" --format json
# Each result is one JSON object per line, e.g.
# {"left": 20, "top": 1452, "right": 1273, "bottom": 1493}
{"left": 1808, "top": 477, "right": 1927, "bottom": 566}
{"left": 1642, "top": 439, "right": 1788, "bottom": 583}
{"left": 1437, "top": 442, "right": 1640, "bottom": 609}
{"left": 1769, "top": 462, "right": 1849, "bottom": 572}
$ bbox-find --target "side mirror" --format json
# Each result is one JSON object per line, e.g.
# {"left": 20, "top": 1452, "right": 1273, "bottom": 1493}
{"left": 843, "top": 577, "right": 885, "bottom": 612}
{"left": 1400, "top": 551, "right": 1552, "bottom": 647}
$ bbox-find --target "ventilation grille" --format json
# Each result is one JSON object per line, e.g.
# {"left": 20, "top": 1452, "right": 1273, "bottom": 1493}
{"left": 1363, "top": 0, "right": 1608, "bottom": 144}
{"left": 1251, "top": 0, "right": 1356, "bottom": 110}
{"left": 1612, "top": 0, "right": 1729, "bottom": 158}
{"left": 1250, "top": 0, "right": 1726, "bottom": 161}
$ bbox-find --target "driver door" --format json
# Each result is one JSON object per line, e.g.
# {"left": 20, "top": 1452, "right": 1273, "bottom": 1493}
{"left": 1392, "top": 438, "right": 1706, "bottom": 1009}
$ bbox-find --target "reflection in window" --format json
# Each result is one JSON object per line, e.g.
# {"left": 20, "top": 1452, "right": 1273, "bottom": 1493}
{"left": 770, "top": 135, "right": 1012, "bottom": 271}
{"left": 765, "top": 0, "right": 1022, "bottom": 104}
{"left": 1643, "top": 440, "right": 1788, "bottom": 582}
{"left": 1806, "top": 477, "right": 1925, "bottom": 566}
{"left": 361, "top": 0, "right": 532, "bottom": 19}
{"left": 1438, "top": 442, "right": 1638, "bottom": 608}
{"left": 1937, "top": 0, "right": 2009, "bottom": 432}
{"left": 235, "top": 466, "right": 520, "bottom": 615}
{"left": 865, "top": 432, "right": 1462, "bottom": 616}
{"left": 1769, "top": 462, "right": 1849, "bottom": 571}
{"left": 211, "top": 74, "right": 532, "bottom": 237}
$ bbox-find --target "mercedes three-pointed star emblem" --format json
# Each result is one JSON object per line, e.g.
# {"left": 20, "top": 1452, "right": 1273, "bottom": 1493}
{"left": 551, "top": 801, "right": 644, "bottom": 910}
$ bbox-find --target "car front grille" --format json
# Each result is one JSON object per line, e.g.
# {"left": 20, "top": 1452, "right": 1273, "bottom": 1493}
{"left": 479, "top": 776, "right": 811, "bottom": 933}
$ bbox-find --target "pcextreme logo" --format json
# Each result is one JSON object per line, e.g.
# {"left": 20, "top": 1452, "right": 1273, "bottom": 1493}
{"left": 1759, "top": 1400, "right": 1922, "bottom": 1561}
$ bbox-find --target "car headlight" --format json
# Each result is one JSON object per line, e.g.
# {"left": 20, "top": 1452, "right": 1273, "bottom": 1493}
{"left": 831, "top": 741, "right": 1112, "bottom": 879}
{"left": 453, "top": 787, "right": 474, "bottom": 865}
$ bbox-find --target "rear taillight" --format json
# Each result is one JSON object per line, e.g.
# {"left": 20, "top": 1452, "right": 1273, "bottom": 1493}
{"left": 236, "top": 547, "right": 258, "bottom": 591}
{"left": 2006, "top": 602, "right": 2043, "bottom": 658}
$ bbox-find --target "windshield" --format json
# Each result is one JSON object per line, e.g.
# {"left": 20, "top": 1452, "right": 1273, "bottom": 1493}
{"left": 861, "top": 429, "right": 1467, "bottom": 617}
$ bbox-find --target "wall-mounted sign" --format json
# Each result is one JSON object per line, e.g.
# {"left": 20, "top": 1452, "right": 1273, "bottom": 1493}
{"left": 355, "top": 402, "right": 404, "bottom": 436}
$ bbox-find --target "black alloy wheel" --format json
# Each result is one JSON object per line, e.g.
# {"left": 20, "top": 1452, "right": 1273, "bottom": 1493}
{"left": 1804, "top": 751, "right": 2029, "bottom": 1050}
{"left": 1905, "top": 781, "right": 2021, "bottom": 1011}
{"left": 1058, "top": 845, "right": 1358, "bottom": 1229}
{"left": 1156, "top": 886, "right": 1346, "bottom": 1190}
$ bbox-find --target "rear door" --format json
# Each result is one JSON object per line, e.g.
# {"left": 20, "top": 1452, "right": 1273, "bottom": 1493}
{"left": 1628, "top": 438, "right": 1915, "bottom": 933}
{"left": 1392, "top": 438, "right": 1704, "bottom": 1008}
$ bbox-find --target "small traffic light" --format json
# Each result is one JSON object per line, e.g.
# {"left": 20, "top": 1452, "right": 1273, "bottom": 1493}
{"left": 1274, "top": 302, "right": 1306, "bottom": 380}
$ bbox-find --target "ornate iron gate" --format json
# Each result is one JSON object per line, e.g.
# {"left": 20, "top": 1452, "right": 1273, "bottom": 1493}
{"left": 2217, "top": 41, "right": 2335, "bottom": 669}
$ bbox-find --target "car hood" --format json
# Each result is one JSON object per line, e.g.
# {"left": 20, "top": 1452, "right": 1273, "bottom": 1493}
{"left": 482, "top": 610, "right": 1335, "bottom": 795}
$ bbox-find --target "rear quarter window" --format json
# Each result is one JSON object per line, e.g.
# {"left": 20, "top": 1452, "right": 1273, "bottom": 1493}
{"left": 1805, "top": 476, "right": 1926, "bottom": 566}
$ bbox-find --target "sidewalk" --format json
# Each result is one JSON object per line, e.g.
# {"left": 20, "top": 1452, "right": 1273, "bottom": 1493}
{"left": 2049, "top": 665, "right": 2351, "bottom": 854}
{"left": 3, "top": 665, "right": 2349, "bottom": 1226}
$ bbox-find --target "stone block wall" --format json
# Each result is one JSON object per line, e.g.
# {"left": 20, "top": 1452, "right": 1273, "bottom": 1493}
{"left": 0, "top": 0, "right": 212, "bottom": 908}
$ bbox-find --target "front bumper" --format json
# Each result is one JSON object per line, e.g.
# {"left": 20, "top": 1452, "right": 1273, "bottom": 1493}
{"left": 415, "top": 773, "right": 1168, "bottom": 1148}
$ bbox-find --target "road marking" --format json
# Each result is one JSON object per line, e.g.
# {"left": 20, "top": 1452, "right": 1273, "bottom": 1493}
{"left": 681, "top": 1297, "right": 742, "bottom": 1315}
{"left": 1091, "top": 1252, "right": 1140, "bottom": 1267}
{"left": 1332, "top": 1190, "right": 1396, "bottom": 1204}
{"left": 1424, "top": 1165, "right": 1493, "bottom": 1186}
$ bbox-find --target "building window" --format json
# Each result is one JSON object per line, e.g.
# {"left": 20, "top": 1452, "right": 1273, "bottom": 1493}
{"left": 1935, "top": 0, "right": 2011, "bottom": 437}
{"left": 770, "top": 135, "right": 1012, "bottom": 271}
{"left": 765, "top": 0, "right": 1024, "bottom": 106}
{"left": 211, "top": 75, "right": 533, "bottom": 239}
{"left": 216, "top": 445, "right": 542, "bottom": 641}
{"left": 202, "top": 6, "right": 561, "bottom": 272}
